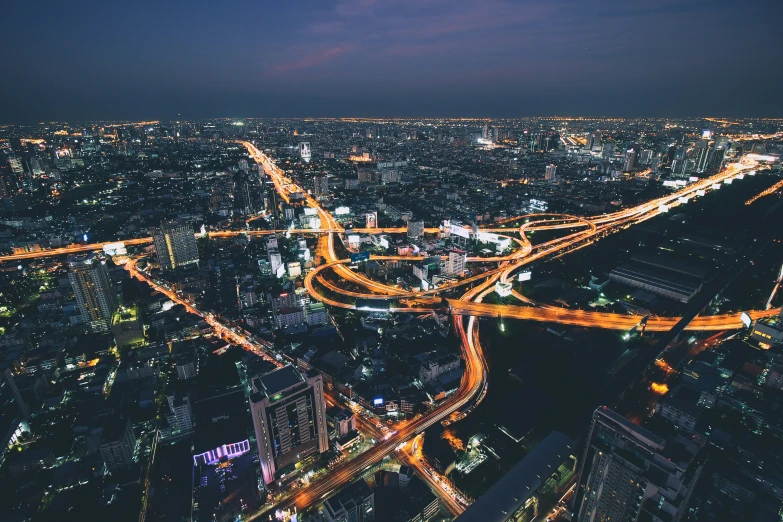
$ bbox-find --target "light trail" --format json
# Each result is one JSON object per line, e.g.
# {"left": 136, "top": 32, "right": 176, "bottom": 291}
{"left": 746, "top": 178, "right": 783, "bottom": 205}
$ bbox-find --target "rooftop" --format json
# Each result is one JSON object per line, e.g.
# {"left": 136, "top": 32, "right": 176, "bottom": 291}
{"left": 456, "top": 431, "right": 575, "bottom": 522}
{"left": 258, "top": 365, "right": 304, "bottom": 397}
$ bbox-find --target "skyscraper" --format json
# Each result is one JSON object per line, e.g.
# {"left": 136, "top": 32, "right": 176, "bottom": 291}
{"left": 444, "top": 250, "right": 467, "bottom": 276}
{"left": 545, "top": 164, "right": 557, "bottom": 182}
{"left": 68, "top": 253, "right": 118, "bottom": 332}
{"left": 250, "top": 366, "right": 329, "bottom": 485}
{"left": 623, "top": 149, "right": 637, "bottom": 171}
{"left": 573, "top": 406, "right": 703, "bottom": 522}
{"left": 152, "top": 222, "right": 199, "bottom": 271}
{"left": 99, "top": 414, "right": 137, "bottom": 472}
{"left": 314, "top": 174, "right": 329, "bottom": 199}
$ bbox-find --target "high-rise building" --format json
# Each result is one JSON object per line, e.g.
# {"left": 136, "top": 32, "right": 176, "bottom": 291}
{"left": 444, "top": 250, "right": 467, "bottom": 276}
{"left": 695, "top": 139, "right": 714, "bottom": 173}
{"left": 165, "top": 391, "right": 193, "bottom": 435}
{"left": 545, "top": 164, "right": 557, "bottom": 182}
{"left": 623, "top": 149, "right": 637, "bottom": 171}
{"left": 152, "top": 222, "right": 199, "bottom": 271}
{"left": 314, "top": 174, "right": 329, "bottom": 199}
{"left": 68, "top": 254, "right": 118, "bottom": 332}
{"left": 250, "top": 366, "right": 329, "bottom": 485}
{"left": 573, "top": 406, "right": 703, "bottom": 522}
{"left": 269, "top": 251, "right": 283, "bottom": 276}
{"left": 99, "top": 414, "right": 136, "bottom": 472}
{"left": 323, "top": 479, "right": 375, "bottom": 522}
{"left": 407, "top": 220, "right": 424, "bottom": 238}
{"left": 299, "top": 142, "right": 311, "bottom": 162}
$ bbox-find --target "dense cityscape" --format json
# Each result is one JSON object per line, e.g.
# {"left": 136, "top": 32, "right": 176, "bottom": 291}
{"left": 0, "top": 116, "right": 781, "bottom": 522}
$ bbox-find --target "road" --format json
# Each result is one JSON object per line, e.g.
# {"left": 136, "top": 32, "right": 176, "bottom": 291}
{"left": 62, "top": 141, "right": 768, "bottom": 518}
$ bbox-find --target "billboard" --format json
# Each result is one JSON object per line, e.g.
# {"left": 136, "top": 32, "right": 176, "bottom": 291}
{"left": 335, "top": 206, "right": 350, "bottom": 215}
{"left": 696, "top": 189, "right": 706, "bottom": 196}
{"left": 303, "top": 207, "right": 317, "bottom": 216}
{"left": 518, "top": 271, "right": 532, "bottom": 282}
{"left": 712, "top": 183, "right": 722, "bottom": 190}
{"left": 373, "top": 398, "right": 384, "bottom": 406}
{"left": 366, "top": 211, "right": 377, "bottom": 229}
{"left": 451, "top": 226, "right": 471, "bottom": 239}
{"left": 351, "top": 252, "right": 370, "bottom": 264}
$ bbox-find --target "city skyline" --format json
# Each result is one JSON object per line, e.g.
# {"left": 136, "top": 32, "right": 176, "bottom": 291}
{"left": 2, "top": 0, "right": 782, "bottom": 123}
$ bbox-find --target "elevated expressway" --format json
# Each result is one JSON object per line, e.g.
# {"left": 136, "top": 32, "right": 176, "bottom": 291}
{"left": 240, "top": 144, "right": 768, "bottom": 515}
{"left": 1, "top": 139, "right": 768, "bottom": 516}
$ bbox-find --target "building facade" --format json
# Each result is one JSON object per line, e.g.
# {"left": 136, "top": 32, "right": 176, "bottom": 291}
{"left": 152, "top": 221, "right": 199, "bottom": 271}
{"left": 68, "top": 254, "right": 118, "bottom": 332}
{"left": 249, "top": 366, "right": 329, "bottom": 484}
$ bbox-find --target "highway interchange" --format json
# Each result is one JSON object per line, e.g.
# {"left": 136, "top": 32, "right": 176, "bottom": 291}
{"left": 1, "top": 140, "right": 776, "bottom": 517}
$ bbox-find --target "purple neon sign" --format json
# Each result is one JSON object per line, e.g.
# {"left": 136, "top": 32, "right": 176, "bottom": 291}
{"left": 193, "top": 439, "right": 251, "bottom": 466}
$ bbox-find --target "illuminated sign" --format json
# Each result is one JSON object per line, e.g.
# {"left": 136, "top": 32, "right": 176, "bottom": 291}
{"left": 518, "top": 271, "right": 532, "bottom": 282}
{"left": 335, "top": 206, "right": 350, "bottom": 215}
{"left": 373, "top": 398, "right": 384, "bottom": 406}
{"left": 696, "top": 189, "right": 706, "bottom": 196}
{"left": 303, "top": 207, "right": 317, "bottom": 216}
{"left": 192, "top": 439, "right": 251, "bottom": 466}
{"left": 658, "top": 204, "right": 669, "bottom": 213}
{"left": 351, "top": 252, "right": 370, "bottom": 264}
{"left": 712, "top": 183, "right": 721, "bottom": 190}
{"left": 689, "top": 176, "right": 699, "bottom": 182}
{"left": 451, "top": 226, "right": 471, "bottom": 239}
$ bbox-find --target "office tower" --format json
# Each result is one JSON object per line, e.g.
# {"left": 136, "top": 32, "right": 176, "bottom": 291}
{"left": 269, "top": 251, "right": 283, "bottom": 277}
{"left": 482, "top": 123, "right": 489, "bottom": 140}
{"left": 7, "top": 157, "right": 24, "bottom": 175}
{"left": 152, "top": 221, "right": 199, "bottom": 271}
{"left": 407, "top": 220, "right": 425, "bottom": 239}
{"left": 573, "top": 406, "right": 702, "bottom": 522}
{"left": 29, "top": 158, "right": 45, "bottom": 176}
{"left": 545, "top": 164, "right": 557, "bottom": 182}
{"left": 1, "top": 367, "right": 29, "bottom": 419}
{"left": 242, "top": 180, "right": 254, "bottom": 214}
{"left": 602, "top": 142, "right": 615, "bottom": 159}
{"left": 68, "top": 253, "right": 118, "bottom": 332}
{"left": 165, "top": 391, "right": 193, "bottom": 435}
{"left": 623, "top": 149, "right": 637, "bottom": 171}
{"left": 323, "top": 479, "right": 375, "bottom": 522}
{"left": 99, "top": 414, "right": 136, "bottom": 471}
{"left": 695, "top": 139, "right": 713, "bottom": 173}
{"left": 314, "top": 174, "right": 329, "bottom": 199}
{"left": 250, "top": 366, "right": 328, "bottom": 485}
{"left": 444, "top": 250, "right": 467, "bottom": 276}
{"left": 585, "top": 133, "right": 596, "bottom": 150}
{"left": 299, "top": 142, "right": 311, "bottom": 162}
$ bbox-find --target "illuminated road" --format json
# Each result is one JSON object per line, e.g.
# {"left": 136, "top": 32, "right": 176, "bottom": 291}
{"left": 29, "top": 139, "right": 766, "bottom": 519}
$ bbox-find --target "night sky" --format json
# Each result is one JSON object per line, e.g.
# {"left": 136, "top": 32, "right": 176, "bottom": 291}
{"left": 2, "top": 0, "right": 781, "bottom": 123}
